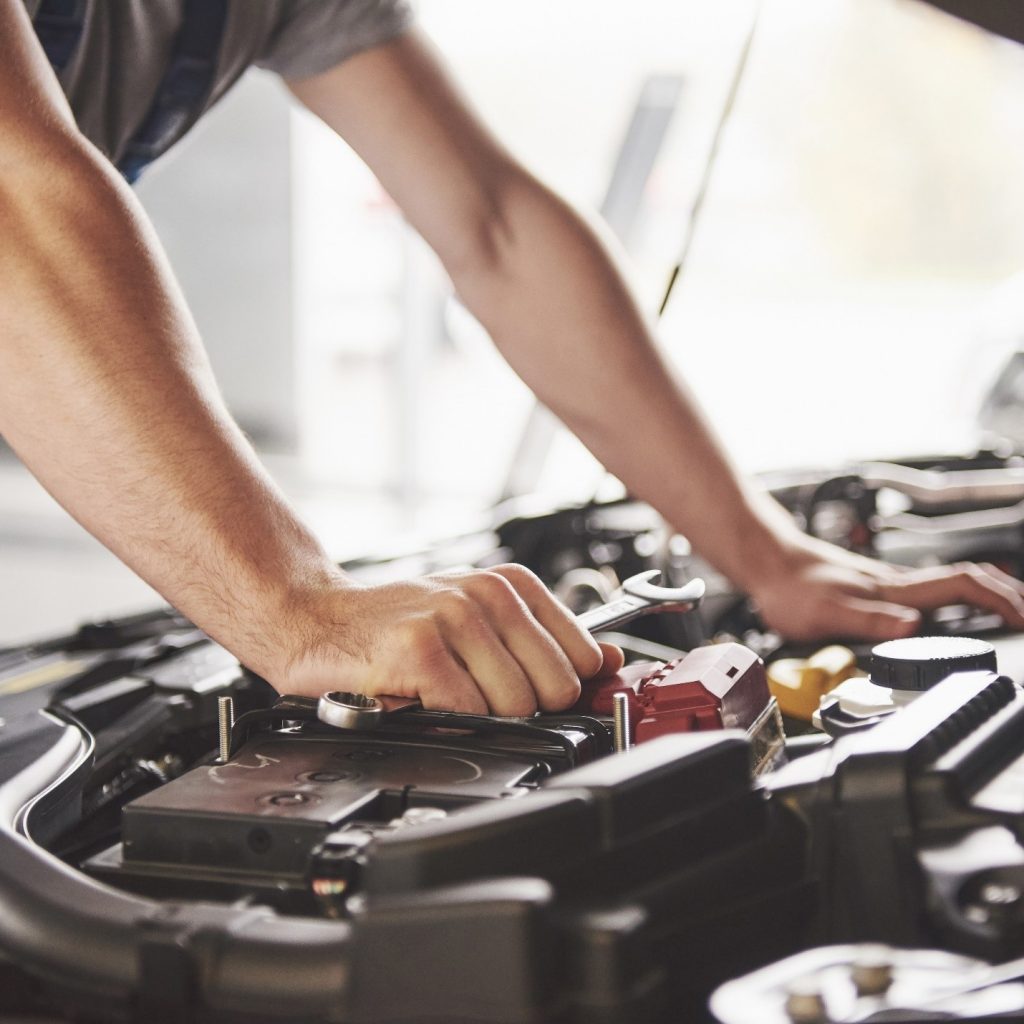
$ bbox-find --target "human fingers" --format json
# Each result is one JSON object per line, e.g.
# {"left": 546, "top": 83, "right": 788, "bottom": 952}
{"left": 878, "top": 563, "right": 1024, "bottom": 628}
{"left": 308, "top": 609, "right": 495, "bottom": 716}
{"left": 454, "top": 570, "right": 582, "bottom": 711}
{"left": 977, "top": 562, "right": 1024, "bottom": 598}
{"left": 282, "top": 571, "right": 610, "bottom": 714}
{"left": 827, "top": 595, "right": 921, "bottom": 641}
{"left": 595, "top": 642, "right": 625, "bottom": 678}
{"left": 426, "top": 589, "right": 540, "bottom": 716}
{"left": 381, "top": 616, "right": 491, "bottom": 714}
{"left": 487, "top": 563, "right": 603, "bottom": 678}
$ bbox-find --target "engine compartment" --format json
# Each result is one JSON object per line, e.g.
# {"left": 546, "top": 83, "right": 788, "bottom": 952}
{"left": 7, "top": 451, "right": 1024, "bottom": 1022}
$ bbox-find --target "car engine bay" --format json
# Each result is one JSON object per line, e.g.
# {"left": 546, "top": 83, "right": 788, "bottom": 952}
{"left": 6, "top": 451, "right": 1024, "bottom": 1022}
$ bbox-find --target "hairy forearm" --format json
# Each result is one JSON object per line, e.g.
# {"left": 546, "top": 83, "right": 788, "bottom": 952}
{"left": 0, "top": 143, "right": 342, "bottom": 676}
{"left": 284, "top": 29, "right": 1024, "bottom": 647}
{"left": 283, "top": 33, "right": 796, "bottom": 589}
{"left": 450, "top": 171, "right": 801, "bottom": 589}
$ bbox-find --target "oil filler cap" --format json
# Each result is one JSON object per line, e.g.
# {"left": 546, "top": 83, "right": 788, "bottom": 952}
{"left": 871, "top": 636, "right": 997, "bottom": 692}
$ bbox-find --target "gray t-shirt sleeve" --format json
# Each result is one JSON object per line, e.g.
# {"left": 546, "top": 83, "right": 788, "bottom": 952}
{"left": 256, "top": 0, "right": 415, "bottom": 79}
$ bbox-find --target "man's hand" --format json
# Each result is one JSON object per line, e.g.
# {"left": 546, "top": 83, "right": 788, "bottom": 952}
{"left": 749, "top": 533, "right": 1024, "bottom": 642}
{"left": 275, "top": 564, "right": 620, "bottom": 715}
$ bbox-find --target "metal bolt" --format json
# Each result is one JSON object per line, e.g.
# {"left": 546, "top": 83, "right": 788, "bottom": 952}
{"left": 981, "top": 882, "right": 1022, "bottom": 906}
{"left": 217, "top": 695, "right": 234, "bottom": 763}
{"left": 965, "top": 904, "right": 990, "bottom": 924}
{"left": 613, "top": 692, "right": 631, "bottom": 753}
{"left": 399, "top": 807, "right": 448, "bottom": 826}
{"left": 784, "top": 978, "right": 828, "bottom": 1024}
{"left": 851, "top": 946, "right": 894, "bottom": 996}
{"left": 304, "top": 771, "right": 352, "bottom": 784}
{"left": 269, "top": 792, "right": 310, "bottom": 806}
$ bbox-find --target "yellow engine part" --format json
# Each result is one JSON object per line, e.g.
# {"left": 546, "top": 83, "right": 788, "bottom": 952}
{"left": 767, "top": 645, "right": 864, "bottom": 721}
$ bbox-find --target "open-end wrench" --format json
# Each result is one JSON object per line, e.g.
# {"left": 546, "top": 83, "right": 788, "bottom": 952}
{"left": 577, "top": 570, "right": 705, "bottom": 634}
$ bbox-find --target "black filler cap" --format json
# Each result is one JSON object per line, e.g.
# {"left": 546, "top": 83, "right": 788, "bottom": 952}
{"left": 871, "top": 636, "right": 997, "bottom": 692}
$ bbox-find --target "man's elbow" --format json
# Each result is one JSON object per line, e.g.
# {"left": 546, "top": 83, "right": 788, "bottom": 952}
{"left": 437, "top": 154, "right": 566, "bottom": 289}
{"left": 440, "top": 167, "right": 597, "bottom": 296}
{"left": 439, "top": 195, "right": 515, "bottom": 288}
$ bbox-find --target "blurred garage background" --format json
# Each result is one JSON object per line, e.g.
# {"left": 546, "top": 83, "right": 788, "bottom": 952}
{"left": 2, "top": 0, "right": 1023, "bottom": 644}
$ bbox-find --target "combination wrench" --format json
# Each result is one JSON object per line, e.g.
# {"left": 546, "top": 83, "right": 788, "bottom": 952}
{"left": 575, "top": 569, "right": 704, "bottom": 634}
{"left": 316, "top": 569, "right": 705, "bottom": 730}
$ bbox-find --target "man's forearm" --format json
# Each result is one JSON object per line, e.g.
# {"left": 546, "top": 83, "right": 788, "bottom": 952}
{"left": 284, "top": 30, "right": 799, "bottom": 593}
{"left": 286, "top": 28, "right": 1024, "bottom": 641}
{"left": 0, "top": 134, "right": 609, "bottom": 710}
{"left": 450, "top": 171, "right": 801, "bottom": 591}
{"left": 0, "top": 141, "right": 344, "bottom": 678}
{"left": 0, "top": 2, "right": 611, "bottom": 715}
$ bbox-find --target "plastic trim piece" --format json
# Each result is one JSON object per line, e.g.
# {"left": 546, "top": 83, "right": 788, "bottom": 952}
{"left": 0, "top": 711, "right": 353, "bottom": 1020}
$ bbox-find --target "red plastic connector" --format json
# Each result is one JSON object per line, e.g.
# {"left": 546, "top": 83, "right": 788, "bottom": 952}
{"left": 572, "top": 642, "right": 770, "bottom": 744}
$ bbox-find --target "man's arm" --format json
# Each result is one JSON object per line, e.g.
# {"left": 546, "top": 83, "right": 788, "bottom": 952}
{"left": 0, "top": 0, "right": 607, "bottom": 715}
{"left": 287, "top": 28, "right": 1024, "bottom": 640}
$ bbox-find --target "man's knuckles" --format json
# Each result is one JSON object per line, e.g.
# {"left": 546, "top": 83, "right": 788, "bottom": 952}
{"left": 487, "top": 689, "right": 538, "bottom": 718}
{"left": 535, "top": 675, "right": 581, "bottom": 713}
{"left": 418, "top": 677, "right": 488, "bottom": 716}
{"left": 571, "top": 640, "right": 604, "bottom": 680}
{"left": 398, "top": 617, "right": 451, "bottom": 671}
{"left": 430, "top": 588, "right": 483, "bottom": 630}
{"left": 490, "top": 562, "right": 544, "bottom": 596}
{"left": 464, "top": 570, "right": 521, "bottom": 610}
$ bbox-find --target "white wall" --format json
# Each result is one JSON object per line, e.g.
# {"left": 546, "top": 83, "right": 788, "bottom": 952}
{"left": 135, "top": 70, "right": 298, "bottom": 452}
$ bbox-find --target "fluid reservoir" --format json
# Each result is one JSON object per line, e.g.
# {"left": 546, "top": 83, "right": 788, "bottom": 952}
{"left": 815, "top": 636, "right": 997, "bottom": 734}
